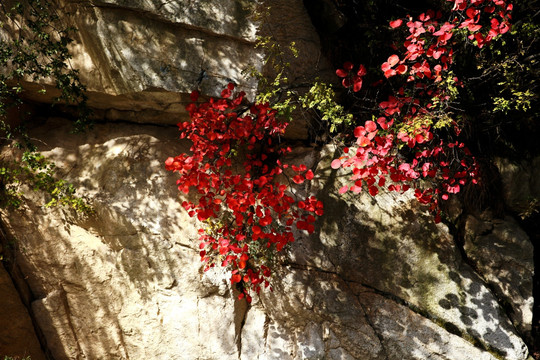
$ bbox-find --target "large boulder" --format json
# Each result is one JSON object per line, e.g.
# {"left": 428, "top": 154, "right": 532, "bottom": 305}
{"left": 2, "top": 118, "right": 241, "bottom": 359}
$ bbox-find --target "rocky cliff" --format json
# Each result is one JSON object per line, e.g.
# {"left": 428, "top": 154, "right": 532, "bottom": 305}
{"left": 0, "top": 1, "right": 536, "bottom": 359}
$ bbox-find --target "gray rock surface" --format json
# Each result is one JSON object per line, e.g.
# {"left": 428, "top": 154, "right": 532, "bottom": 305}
{"left": 1, "top": 0, "right": 262, "bottom": 124}
{"left": 2, "top": 119, "right": 242, "bottom": 359}
{"left": 465, "top": 213, "right": 534, "bottom": 340}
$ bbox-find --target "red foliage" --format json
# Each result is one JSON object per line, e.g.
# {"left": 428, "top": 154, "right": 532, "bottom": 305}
{"left": 336, "top": 62, "right": 366, "bottom": 92}
{"left": 166, "top": 85, "right": 323, "bottom": 301}
{"left": 335, "top": 0, "right": 511, "bottom": 221}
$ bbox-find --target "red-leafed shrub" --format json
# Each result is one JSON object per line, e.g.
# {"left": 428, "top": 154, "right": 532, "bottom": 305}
{"left": 166, "top": 85, "right": 322, "bottom": 302}
{"left": 331, "top": 0, "right": 512, "bottom": 222}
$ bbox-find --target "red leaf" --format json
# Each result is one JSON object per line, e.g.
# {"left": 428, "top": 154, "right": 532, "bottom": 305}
{"left": 500, "top": 22, "right": 510, "bottom": 34}
{"left": 259, "top": 216, "right": 272, "bottom": 226}
{"left": 221, "top": 88, "right": 232, "bottom": 98}
{"left": 390, "top": 19, "right": 403, "bottom": 28}
{"left": 305, "top": 170, "right": 314, "bottom": 180}
{"left": 357, "top": 135, "right": 371, "bottom": 147}
{"left": 365, "top": 121, "right": 377, "bottom": 132}
{"left": 331, "top": 159, "right": 342, "bottom": 169}
{"left": 343, "top": 61, "right": 354, "bottom": 71}
{"left": 353, "top": 77, "right": 363, "bottom": 92}
{"left": 357, "top": 64, "right": 367, "bottom": 76}
{"left": 190, "top": 90, "right": 199, "bottom": 102}
{"left": 377, "top": 117, "right": 389, "bottom": 130}
{"left": 399, "top": 163, "right": 411, "bottom": 172}
{"left": 384, "top": 69, "right": 397, "bottom": 78}
{"left": 292, "top": 174, "right": 305, "bottom": 184}
{"left": 387, "top": 54, "right": 400, "bottom": 67}
{"left": 339, "top": 185, "right": 349, "bottom": 194}
{"left": 354, "top": 126, "right": 365, "bottom": 137}
{"left": 466, "top": 7, "right": 479, "bottom": 19}
{"left": 336, "top": 68, "right": 348, "bottom": 77}
{"left": 433, "top": 22, "right": 455, "bottom": 36}
{"left": 396, "top": 64, "right": 408, "bottom": 74}
{"left": 474, "top": 32, "right": 485, "bottom": 47}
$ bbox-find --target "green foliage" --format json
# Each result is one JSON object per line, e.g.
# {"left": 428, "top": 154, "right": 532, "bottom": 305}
{"left": 487, "top": 19, "right": 537, "bottom": 115}
{"left": 0, "top": 151, "right": 92, "bottom": 212}
{"left": 244, "top": 35, "right": 298, "bottom": 120}
{"left": 493, "top": 88, "right": 534, "bottom": 114}
{"left": 0, "top": 0, "right": 91, "bottom": 212}
{"left": 299, "top": 82, "right": 353, "bottom": 133}
{"left": 246, "top": 34, "right": 355, "bottom": 138}
{"left": 0, "top": 0, "right": 90, "bottom": 132}
{"left": 462, "top": 0, "right": 539, "bottom": 158}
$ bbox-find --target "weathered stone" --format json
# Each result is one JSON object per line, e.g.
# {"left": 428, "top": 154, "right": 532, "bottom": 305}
{"left": 1, "top": 0, "right": 330, "bottom": 138}
{"left": 240, "top": 305, "right": 296, "bottom": 360}
{"left": 494, "top": 156, "right": 540, "bottom": 216}
{"left": 90, "top": 0, "right": 259, "bottom": 41}
{"left": 1, "top": 118, "right": 243, "bottom": 359}
{"left": 0, "top": 0, "right": 263, "bottom": 124}
{"left": 257, "top": 266, "right": 503, "bottom": 360}
{"left": 260, "top": 270, "right": 384, "bottom": 359}
{"left": 281, "top": 145, "right": 530, "bottom": 360}
{"left": 0, "top": 264, "right": 46, "bottom": 360}
{"left": 359, "top": 288, "right": 499, "bottom": 360}
{"left": 0, "top": 119, "right": 532, "bottom": 360}
{"left": 465, "top": 213, "right": 534, "bottom": 339}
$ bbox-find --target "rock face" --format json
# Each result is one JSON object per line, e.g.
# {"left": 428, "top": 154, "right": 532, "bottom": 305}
{"left": 495, "top": 157, "right": 540, "bottom": 216}
{"left": 0, "top": 263, "right": 46, "bottom": 360}
{"left": 465, "top": 213, "right": 534, "bottom": 341}
{"left": 0, "top": 1, "right": 535, "bottom": 360}
{"left": 2, "top": 0, "right": 262, "bottom": 124}
{"left": 0, "top": 118, "right": 532, "bottom": 360}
